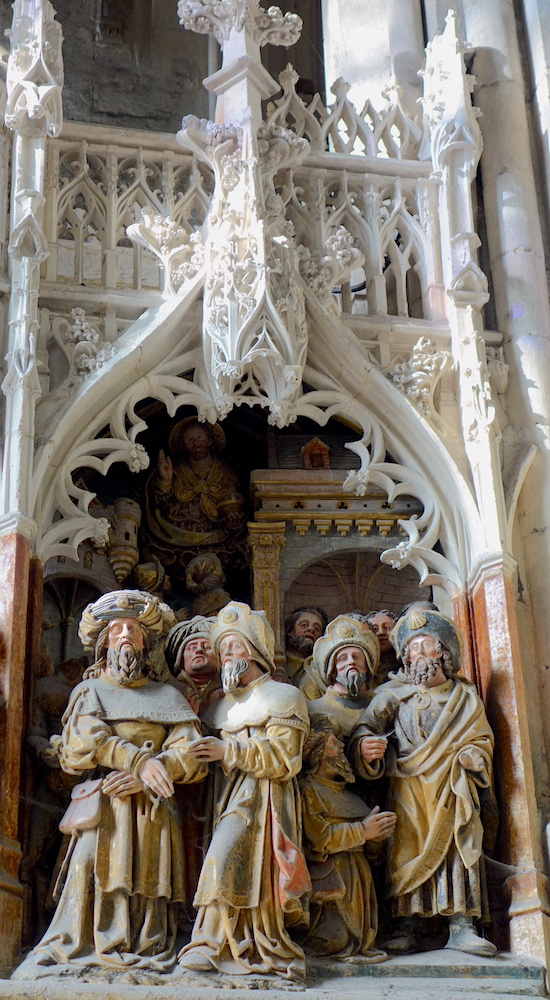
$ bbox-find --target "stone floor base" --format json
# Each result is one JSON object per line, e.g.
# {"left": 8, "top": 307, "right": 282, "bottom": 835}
{"left": 1, "top": 950, "right": 546, "bottom": 1000}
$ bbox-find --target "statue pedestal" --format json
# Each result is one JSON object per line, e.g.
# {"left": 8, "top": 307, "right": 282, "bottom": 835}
{"left": 3, "top": 951, "right": 546, "bottom": 999}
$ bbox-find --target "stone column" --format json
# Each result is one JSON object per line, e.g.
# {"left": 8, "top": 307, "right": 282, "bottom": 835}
{"left": 248, "top": 521, "right": 286, "bottom": 671}
{"left": 0, "top": 1, "right": 63, "bottom": 970}
{"left": 0, "top": 519, "right": 35, "bottom": 974}
{"left": 462, "top": 1, "right": 550, "bottom": 804}
{"left": 470, "top": 557, "right": 550, "bottom": 963}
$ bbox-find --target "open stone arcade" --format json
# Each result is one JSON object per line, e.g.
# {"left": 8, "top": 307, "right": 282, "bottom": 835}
{"left": 1, "top": 1, "right": 550, "bottom": 998}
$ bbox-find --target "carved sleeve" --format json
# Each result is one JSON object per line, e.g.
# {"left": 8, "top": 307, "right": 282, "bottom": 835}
{"left": 221, "top": 721, "right": 305, "bottom": 781}
{"left": 301, "top": 785, "right": 366, "bottom": 859}
{"left": 157, "top": 718, "right": 208, "bottom": 784}
{"left": 58, "top": 709, "right": 152, "bottom": 777}
{"left": 349, "top": 691, "right": 398, "bottom": 780}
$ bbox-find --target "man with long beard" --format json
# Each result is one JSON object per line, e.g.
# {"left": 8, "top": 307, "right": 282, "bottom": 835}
{"left": 178, "top": 601, "right": 311, "bottom": 981}
{"left": 307, "top": 616, "right": 381, "bottom": 737}
{"left": 349, "top": 609, "right": 497, "bottom": 957}
{"left": 300, "top": 718, "right": 396, "bottom": 960}
{"left": 13, "top": 591, "right": 207, "bottom": 979}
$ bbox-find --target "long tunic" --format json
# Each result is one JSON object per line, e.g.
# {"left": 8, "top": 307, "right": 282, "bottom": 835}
{"left": 178, "top": 673, "right": 311, "bottom": 979}
{"left": 14, "top": 674, "right": 207, "bottom": 978}
{"left": 300, "top": 774, "right": 380, "bottom": 958}
{"left": 350, "top": 675, "right": 495, "bottom": 917}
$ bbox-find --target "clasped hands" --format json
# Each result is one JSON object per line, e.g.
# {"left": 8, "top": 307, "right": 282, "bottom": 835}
{"left": 103, "top": 759, "right": 174, "bottom": 800}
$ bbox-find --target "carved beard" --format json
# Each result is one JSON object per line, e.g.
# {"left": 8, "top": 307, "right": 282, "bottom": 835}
{"left": 340, "top": 666, "right": 368, "bottom": 699}
{"left": 286, "top": 633, "right": 314, "bottom": 657}
{"left": 404, "top": 654, "right": 444, "bottom": 687}
{"left": 221, "top": 657, "right": 249, "bottom": 693}
{"left": 326, "top": 749, "right": 355, "bottom": 784}
{"left": 106, "top": 644, "right": 146, "bottom": 685}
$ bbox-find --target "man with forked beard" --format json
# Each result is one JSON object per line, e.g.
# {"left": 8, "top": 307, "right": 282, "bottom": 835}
{"left": 349, "top": 609, "right": 497, "bottom": 957}
{"left": 13, "top": 591, "right": 207, "bottom": 980}
{"left": 178, "top": 602, "right": 311, "bottom": 981}
{"left": 307, "top": 616, "right": 381, "bottom": 738}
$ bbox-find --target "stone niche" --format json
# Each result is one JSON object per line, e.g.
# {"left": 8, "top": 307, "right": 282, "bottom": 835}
{"left": 249, "top": 468, "right": 430, "bottom": 662}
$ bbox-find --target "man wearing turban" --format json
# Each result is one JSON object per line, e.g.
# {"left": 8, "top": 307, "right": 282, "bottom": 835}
{"left": 178, "top": 602, "right": 311, "bottom": 981}
{"left": 349, "top": 609, "right": 497, "bottom": 957}
{"left": 307, "top": 615, "right": 381, "bottom": 736}
{"left": 13, "top": 591, "right": 207, "bottom": 978}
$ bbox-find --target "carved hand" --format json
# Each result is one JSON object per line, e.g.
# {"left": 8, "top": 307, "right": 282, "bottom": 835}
{"left": 362, "top": 805, "right": 397, "bottom": 842}
{"left": 40, "top": 743, "right": 61, "bottom": 769}
{"left": 157, "top": 449, "right": 174, "bottom": 487}
{"left": 138, "top": 758, "right": 174, "bottom": 798}
{"left": 360, "top": 735, "right": 388, "bottom": 763}
{"left": 103, "top": 770, "right": 145, "bottom": 799}
{"left": 187, "top": 736, "right": 227, "bottom": 761}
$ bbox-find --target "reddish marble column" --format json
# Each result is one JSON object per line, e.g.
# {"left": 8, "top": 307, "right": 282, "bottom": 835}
{"left": 470, "top": 558, "right": 550, "bottom": 965}
{"left": 451, "top": 590, "right": 476, "bottom": 684}
{"left": 0, "top": 526, "right": 37, "bottom": 974}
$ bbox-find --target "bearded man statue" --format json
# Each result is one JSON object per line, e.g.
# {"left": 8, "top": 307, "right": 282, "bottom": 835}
{"left": 12, "top": 591, "right": 207, "bottom": 980}
{"left": 178, "top": 602, "right": 311, "bottom": 981}
{"left": 307, "top": 616, "right": 381, "bottom": 737}
{"left": 349, "top": 609, "right": 497, "bottom": 957}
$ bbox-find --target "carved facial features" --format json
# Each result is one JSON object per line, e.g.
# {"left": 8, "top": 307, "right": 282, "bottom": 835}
{"left": 106, "top": 617, "right": 146, "bottom": 684}
{"left": 367, "top": 612, "right": 395, "bottom": 653}
{"left": 182, "top": 636, "right": 217, "bottom": 682}
{"left": 403, "top": 633, "right": 450, "bottom": 688}
{"left": 182, "top": 424, "right": 212, "bottom": 462}
{"left": 219, "top": 632, "right": 254, "bottom": 692}
{"left": 333, "top": 645, "right": 369, "bottom": 699}
{"left": 286, "top": 612, "right": 324, "bottom": 657}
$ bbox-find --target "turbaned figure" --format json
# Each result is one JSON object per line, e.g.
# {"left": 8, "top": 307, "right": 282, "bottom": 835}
{"left": 350, "top": 609, "right": 497, "bottom": 957}
{"left": 13, "top": 590, "right": 207, "bottom": 979}
{"left": 179, "top": 601, "right": 311, "bottom": 981}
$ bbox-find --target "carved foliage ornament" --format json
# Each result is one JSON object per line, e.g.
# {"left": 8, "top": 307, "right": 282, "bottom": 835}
{"left": 177, "top": 0, "right": 302, "bottom": 48}
{"left": 5, "top": 0, "right": 63, "bottom": 137}
{"left": 387, "top": 337, "right": 452, "bottom": 427}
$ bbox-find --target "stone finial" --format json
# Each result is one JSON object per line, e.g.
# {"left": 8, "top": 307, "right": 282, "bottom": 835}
{"left": 5, "top": 0, "right": 64, "bottom": 137}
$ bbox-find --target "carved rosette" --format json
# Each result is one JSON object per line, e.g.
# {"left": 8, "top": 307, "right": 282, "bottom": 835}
{"left": 248, "top": 521, "right": 286, "bottom": 665}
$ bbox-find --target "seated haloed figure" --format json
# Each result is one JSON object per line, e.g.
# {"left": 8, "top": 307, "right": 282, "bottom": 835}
{"left": 300, "top": 720, "right": 396, "bottom": 961}
{"left": 12, "top": 591, "right": 207, "bottom": 979}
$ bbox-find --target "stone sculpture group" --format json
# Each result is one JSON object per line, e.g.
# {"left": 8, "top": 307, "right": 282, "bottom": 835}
{"left": 13, "top": 589, "right": 497, "bottom": 983}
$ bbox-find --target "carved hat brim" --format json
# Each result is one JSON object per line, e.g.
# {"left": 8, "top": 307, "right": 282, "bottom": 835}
{"left": 311, "top": 615, "right": 381, "bottom": 686}
{"left": 391, "top": 609, "right": 463, "bottom": 672}
{"left": 78, "top": 590, "right": 176, "bottom": 654}
{"left": 164, "top": 615, "right": 217, "bottom": 673}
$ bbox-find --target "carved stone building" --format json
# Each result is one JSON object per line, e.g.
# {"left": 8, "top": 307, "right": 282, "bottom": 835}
{"left": 1, "top": 0, "right": 550, "bottom": 988}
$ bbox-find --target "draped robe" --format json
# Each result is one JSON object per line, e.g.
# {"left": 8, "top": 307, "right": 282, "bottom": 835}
{"left": 13, "top": 674, "right": 206, "bottom": 978}
{"left": 350, "top": 675, "right": 495, "bottom": 917}
{"left": 178, "top": 673, "right": 311, "bottom": 979}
